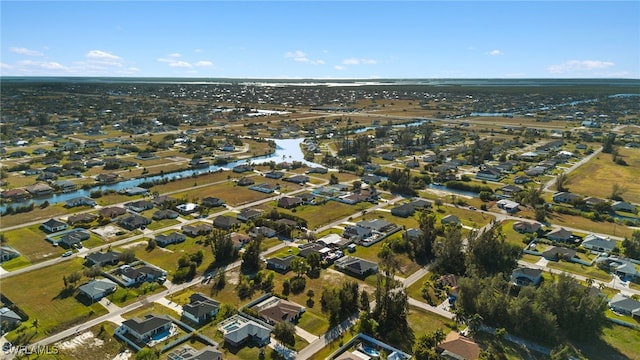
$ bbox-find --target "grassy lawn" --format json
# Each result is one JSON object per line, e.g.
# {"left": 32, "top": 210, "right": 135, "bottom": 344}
{"left": 0, "top": 255, "right": 32, "bottom": 271}
{"left": 308, "top": 332, "right": 358, "bottom": 360}
{"left": 406, "top": 272, "right": 432, "bottom": 301}
{"left": 1, "top": 224, "right": 65, "bottom": 263}
{"left": 108, "top": 282, "right": 167, "bottom": 306}
{"left": 567, "top": 147, "right": 640, "bottom": 204}
{"left": 124, "top": 235, "right": 215, "bottom": 277}
{"left": 2, "top": 258, "right": 108, "bottom": 344}
{"left": 408, "top": 305, "right": 457, "bottom": 337}
{"left": 274, "top": 201, "right": 370, "bottom": 230}
{"left": 521, "top": 253, "right": 541, "bottom": 264}
{"left": 546, "top": 261, "right": 613, "bottom": 282}
{"left": 0, "top": 204, "right": 70, "bottom": 228}
{"left": 347, "top": 232, "right": 420, "bottom": 277}
{"left": 501, "top": 220, "right": 531, "bottom": 249}
{"left": 145, "top": 218, "right": 181, "bottom": 231}
{"left": 545, "top": 211, "right": 634, "bottom": 238}
{"left": 575, "top": 322, "right": 640, "bottom": 360}
{"left": 122, "top": 302, "right": 180, "bottom": 320}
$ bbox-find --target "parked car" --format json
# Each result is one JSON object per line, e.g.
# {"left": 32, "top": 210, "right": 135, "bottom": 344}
{"left": 62, "top": 251, "right": 73, "bottom": 257}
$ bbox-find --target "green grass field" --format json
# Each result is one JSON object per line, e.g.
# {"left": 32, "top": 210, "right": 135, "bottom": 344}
{"left": 2, "top": 258, "right": 108, "bottom": 344}
{"left": 567, "top": 147, "right": 640, "bottom": 204}
{"left": 1, "top": 224, "right": 65, "bottom": 263}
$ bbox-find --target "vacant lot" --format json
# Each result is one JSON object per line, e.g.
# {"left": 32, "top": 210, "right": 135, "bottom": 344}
{"left": 1, "top": 224, "right": 65, "bottom": 263}
{"left": 2, "top": 258, "right": 108, "bottom": 344}
{"left": 567, "top": 147, "right": 640, "bottom": 204}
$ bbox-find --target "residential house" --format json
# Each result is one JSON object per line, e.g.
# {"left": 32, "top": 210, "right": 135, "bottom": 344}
{"left": 307, "top": 167, "right": 328, "bottom": 174}
{"left": 125, "top": 200, "right": 154, "bottom": 213}
{"left": 229, "top": 232, "right": 251, "bottom": 249}
{"left": 201, "top": 197, "right": 225, "bottom": 208}
{"left": 361, "top": 174, "right": 382, "bottom": 185}
{"left": 334, "top": 256, "right": 379, "bottom": 277}
{"left": 612, "top": 201, "right": 635, "bottom": 213}
{"left": 67, "top": 213, "right": 97, "bottom": 225}
{"left": 53, "top": 180, "right": 78, "bottom": 192}
{"left": 59, "top": 229, "right": 90, "bottom": 248}
{"left": 182, "top": 293, "right": 220, "bottom": 325}
{"left": 155, "top": 232, "right": 187, "bottom": 247}
{"left": 0, "top": 188, "right": 31, "bottom": 201}
{"left": 513, "top": 176, "right": 531, "bottom": 184}
{"left": 542, "top": 246, "right": 577, "bottom": 261}
{"left": 266, "top": 255, "right": 295, "bottom": 273}
{"left": 511, "top": 267, "right": 543, "bottom": 286}
{"left": 232, "top": 164, "right": 253, "bottom": 173}
{"left": 249, "top": 226, "right": 277, "bottom": 238}
{"left": 284, "top": 174, "right": 309, "bottom": 184}
{"left": 298, "top": 242, "right": 328, "bottom": 259}
{"left": 78, "top": 278, "right": 118, "bottom": 301}
{"left": 437, "top": 332, "right": 481, "bottom": 360}
{"left": 581, "top": 234, "right": 617, "bottom": 253}
{"left": 264, "top": 171, "right": 284, "bottom": 179}
{"left": 118, "top": 214, "right": 152, "bottom": 230}
{"left": 0, "top": 245, "right": 20, "bottom": 263}
{"left": 176, "top": 203, "right": 198, "bottom": 215}
{"left": 496, "top": 199, "right": 520, "bottom": 213}
{"left": 343, "top": 225, "right": 372, "bottom": 241}
{"left": 182, "top": 223, "right": 213, "bottom": 237}
{"left": 499, "top": 184, "right": 522, "bottom": 196}
{"left": 119, "top": 314, "right": 172, "bottom": 344}
{"left": 213, "top": 215, "right": 240, "bottom": 230}
{"left": 85, "top": 251, "right": 121, "bottom": 267}
{"left": 512, "top": 221, "right": 541, "bottom": 234}
{"left": 298, "top": 193, "right": 317, "bottom": 205}
{"left": 597, "top": 256, "right": 638, "bottom": 279}
{"left": 65, "top": 196, "right": 97, "bottom": 208}
{"left": 609, "top": 294, "right": 640, "bottom": 319}
{"left": 99, "top": 206, "right": 126, "bottom": 219}
{"left": 249, "top": 182, "right": 279, "bottom": 193}
{"left": 237, "top": 177, "right": 255, "bottom": 186}
{"left": 152, "top": 195, "right": 177, "bottom": 208}
{"left": 318, "top": 233, "right": 352, "bottom": 250}
{"left": 441, "top": 214, "right": 460, "bottom": 225}
{"left": 42, "top": 218, "right": 68, "bottom": 233}
{"left": 218, "top": 314, "right": 272, "bottom": 347}
{"left": 152, "top": 209, "right": 179, "bottom": 220}
{"left": 406, "top": 228, "right": 424, "bottom": 241}
{"left": 546, "top": 228, "right": 573, "bottom": 242}
{"left": 124, "top": 187, "right": 149, "bottom": 196}
{"left": 120, "top": 265, "right": 166, "bottom": 286}
{"left": 391, "top": 199, "right": 433, "bottom": 218}
{"left": 585, "top": 197, "right": 607, "bottom": 208}
{"left": 356, "top": 219, "right": 397, "bottom": 233}
{"left": 25, "top": 183, "right": 54, "bottom": 197}
{"left": 278, "top": 196, "right": 303, "bottom": 209}
{"left": 475, "top": 167, "right": 502, "bottom": 181}
{"left": 237, "top": 208, "right": 262, "bottom": 222}
{"left": 254, "top": 296, "right": 305, "bottom": 324}
{"left": 95, "top": 173, "right": 118, "bottom": 183}
{"left": 552, "top": 192, "right": 582, "bottom": 204}
{"left": 0, "top": 307, "right": 23, "bottom": 330}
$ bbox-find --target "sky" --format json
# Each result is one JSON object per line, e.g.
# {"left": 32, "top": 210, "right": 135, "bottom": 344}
{"left": 1, "top": 1, "right": 639, "bottom": 79}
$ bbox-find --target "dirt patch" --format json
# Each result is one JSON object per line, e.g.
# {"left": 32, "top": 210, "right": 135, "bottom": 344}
{"left": 57, "top": 331, "right": 104, "bottom": 351}
{"left": 120, "top": 241, "right": 146, "bottom": 249}
{"left": 92, "top": 225, "right": 124, "bottom": 239}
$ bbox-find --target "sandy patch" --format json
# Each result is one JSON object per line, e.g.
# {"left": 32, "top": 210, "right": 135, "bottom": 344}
{"left": 112, "top": 350, "right": 132, "bottom": 360}
{"left": 120, "top": 241, "right": 146, "bottom": 249}
{"left": 92, "top": 225, "right": 124, "bottom": 239}
{"left": 57, "top": 331, "right": 104, "bottom": 351}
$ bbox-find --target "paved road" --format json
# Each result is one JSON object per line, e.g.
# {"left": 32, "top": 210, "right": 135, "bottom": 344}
{"left": 542, "top": 146, "right": 603, "bottom": 193}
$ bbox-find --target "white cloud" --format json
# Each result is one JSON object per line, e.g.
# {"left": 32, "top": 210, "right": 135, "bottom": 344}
{"left": 17, "top": 60, "right": 68, "bottom": 70}
{"left": 86, "top": 50, "right": 121, "bottom": 61}
{"left": 169, "top": 60, "right": 192, "bottom": 68}
{"left": 194, "top": 61, "right": 213, "bottom": 67}
{"left": 10, "top": 47, "right": 43, "bottom": 56}
{"left": 488, "top": 50, "right": 503, "bottom": 56}
{"left": 342, "top": 58, "right": 378, "bottom": 65}
{"left": 334, "top": 65, "right": 346, "bottom": 70}
{"left": 547, "top": 60, "right": 615, "bottom": 74}
{"left": 284, "top": 50, "right": 324, "bottom": 65}
{"left": 168, "top": 53, "right": 182, "bottom": 58}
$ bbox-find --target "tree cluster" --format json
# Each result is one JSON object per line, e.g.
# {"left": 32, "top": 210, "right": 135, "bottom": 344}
{"left": 320, "top": 280, "right": 361, "bottom": 326}
{"left": 456, "top": 273, "right": 607, "bottom": 344}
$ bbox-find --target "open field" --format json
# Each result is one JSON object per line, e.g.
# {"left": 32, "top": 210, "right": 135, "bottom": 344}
{"left": 566, "top": 147, "right": 640, "bottom": 204}
{"left": 545, "top": 211, "right": 635, "bottom": 238}
{"left": 546, "top": 261, "right": 613, "bottom": 282}
{"left": 268, "top": 201, "right": 373, "bottom": 230}
{"left": 2, "top": 258, "right": 108, "bottom": 344}
{"left": 1, "top": 224, "right": 65, "bottom": 263}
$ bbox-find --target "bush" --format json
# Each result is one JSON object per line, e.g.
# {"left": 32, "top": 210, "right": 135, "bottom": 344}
{"left": 290, "top": 277, "right": 306, "bottom": 294}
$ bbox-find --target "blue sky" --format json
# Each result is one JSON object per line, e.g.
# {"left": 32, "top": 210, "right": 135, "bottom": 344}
{"left": 1, "top": 1, "right": 639, "bottom": 78}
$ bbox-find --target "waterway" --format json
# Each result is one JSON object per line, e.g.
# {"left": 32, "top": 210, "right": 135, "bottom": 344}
{"left": 1, "top": 138, "right": 322, "bottom": 211}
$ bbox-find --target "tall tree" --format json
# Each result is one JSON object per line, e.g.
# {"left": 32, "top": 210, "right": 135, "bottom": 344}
{"left": 465, "top": 223, "right": 520, "bottom": 278}
{"left": 241, "top": 237, "right": 263, "bottom": 273}
{"left": 412, "top": 211, "right": 438, "bottom": 264}
{"left": 434, "top": 225, "right": 466, "bottom": 275}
